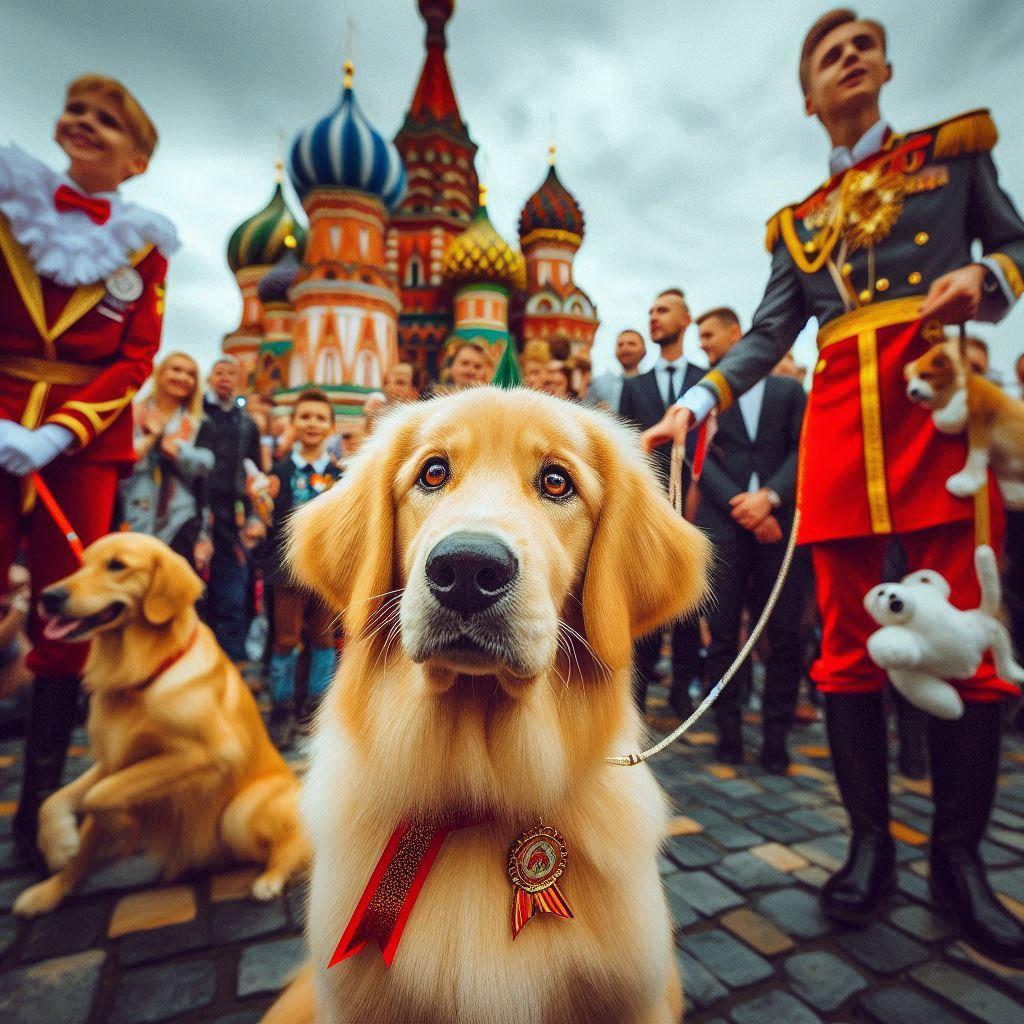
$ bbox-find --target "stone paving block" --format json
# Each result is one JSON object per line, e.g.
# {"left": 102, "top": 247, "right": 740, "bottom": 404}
{"left": 787, "top": 808, "right": 842, "bottom": 835}
{"left": 703, "top": 821, "right": 763, "bottom": 850}
{"left": 20, "top": 901, "right": 107, "bottom": 962}
{"left": 784, "top": 949, "right": 867, "bottom": 1011}
{"left": 859, "top": 985, "right": 961, "bottom": 1024}
{"left": 987, "top": 827, "right": 1024, "bottom": 854}
{"left": 894, "top": 841, "right": 923, "bottom": 864}
{"left": 748, "top": 791, "right": 799, "bottom": 813}
{"left": 666, "top": 815, "right": 703, "bottom": 836}
{"left": 0, "top": 914, "right": 16, "bottom": 957}
{"left": 680, "top": 928, "right": 773, "bottom": 988}
{"left": 981, "top": 841, "right": 1021, "bottom": 868}
{"left": 0, "top": 949, "right": 105, "bottom": 1024}
{"left": 912, "top": 961, "right": 1022, "bottom": 1024}
{"left": 887, "top": 903, "right": 955, "bottom": 943}
{"left": 756, "top": 888, "right": 832, "bottom": 939}
{"left": 990, "top": 865, "right": 1024, "bottom": 902}
{"left": 720, "top": 907, "right": 794, "bottom": 955}
{"left": 683, "top": 806, "right": 732, "bottom": 829}
{"left": 788, "top": 788, "right": 830, "bottom": 807}
{"left": 711, "top": 851, "right": 791, "bottom": 892}
{"left": 838, "top": 921, "right": 929, "bottom": 975}
{"left": 715, "top": 778, "right": 762, "bottom": 799}
{"left": 657, "top": 854, "right": 677, "bottom": 876}
{"left": 729, "top": 988, "right": 823, "bottom": 1024}
{"left": 672, "top": 870, "right": 743, "bottom": 917}
{"left": 747, "top": 813, "right": 812, "bottom": 845}
{"left": 108, "top": 885, "right": 197, "bottom": 937}
{"left": 896, "top": 868, "right": 931, "bottom": 903}
{"left": 749, "top": 841, "right": 809, "bottom": 872}
{"left": 79, "top": 853, "right": 162, "bottom": 895}
{"left": 237, "top": 935, "right": 307, "bottom": 997}
{"left": 663, "top": 872, "right": 701, "bottom": 929}
{"left": 793, "top": 834, "right": 849, "bottom": 871}
{"left": 117, "top": 917, "right": 210, "bottom": 967}
{"left": 946, "top": 940, "right": 1024, "bottom": 994}
{"left": 675, "top": 946, "right": 727, "bottom": 1012}
{"left": 991, "top": 807, "right": 1024, "bottom": 830}
{"left": 110, "top": 959, "right": 217, "bottom": 1024}
{"left": 211, "top": 895, "right": 288, "bottom": 943}
{"left": 665, "top": 834, "right": 722, "bottom": 869}
{"left": 210, "top": 867, "right": 260, "bottom": 902}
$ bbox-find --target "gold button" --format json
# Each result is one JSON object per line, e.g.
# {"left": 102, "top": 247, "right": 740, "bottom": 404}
{"left": 815, "top": 358, "right": 828, "bottom": 375}
{"left": 842, "top": 262, "right": 853, "bottom": 276}
{"left": 803, "top": 240, "right": 817, "bottom": 254}
{"left": 859, "top": 289, "right": 873, "bottom": 303}
{"left": 876, "top": 277, "right": 889, "bottom": 291}
{"left": 908, "top": 271, "right": 922, "bottom": 285}
{"left": 915, "top": 232, "right": 929, "bottom": 246}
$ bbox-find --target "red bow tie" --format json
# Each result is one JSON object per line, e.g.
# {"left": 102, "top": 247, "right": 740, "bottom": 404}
{"left": 54, "top": 184, "right": 111, "bottom": 226}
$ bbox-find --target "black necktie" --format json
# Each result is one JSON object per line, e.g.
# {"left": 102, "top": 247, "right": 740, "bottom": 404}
{"left": 664, "top": 365, "right": 677, "bottom": 406}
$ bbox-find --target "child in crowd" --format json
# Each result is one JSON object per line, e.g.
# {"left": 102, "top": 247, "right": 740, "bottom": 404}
{"left": 264, "top": 390, "right": 341, "bottom": 747}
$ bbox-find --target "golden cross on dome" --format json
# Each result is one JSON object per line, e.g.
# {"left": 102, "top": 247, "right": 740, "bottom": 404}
{"left": 548, "top": 143, "right": 557, "bottom": 166}
{"left": 343, "top": 16, "right": 356, "bottom": 88}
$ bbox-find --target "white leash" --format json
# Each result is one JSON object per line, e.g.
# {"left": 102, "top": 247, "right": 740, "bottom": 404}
{"left": 606, "top": 442, "right": 801, "bottom": 767}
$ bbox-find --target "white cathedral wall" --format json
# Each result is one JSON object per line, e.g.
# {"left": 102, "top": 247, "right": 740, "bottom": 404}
{"left": 294, "top": 303, "right": 397, "bottom": 388}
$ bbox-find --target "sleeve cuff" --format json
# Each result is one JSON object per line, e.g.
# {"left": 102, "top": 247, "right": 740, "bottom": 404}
{"left": 978, "top": 254, "right": 1023, "bottom": 322}
{"left": 676, "top": 384, "right": 717, "bottom": 425}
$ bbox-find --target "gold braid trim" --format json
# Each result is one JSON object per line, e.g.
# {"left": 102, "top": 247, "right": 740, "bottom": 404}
{"left": 932, "top": 109, "right": 997, "bottom": 159}
{"left": 987, "top": 252, "right": 1024, "bottom": 299}
{"left": 703, "top": 369, "right": 734, "bottom": 412}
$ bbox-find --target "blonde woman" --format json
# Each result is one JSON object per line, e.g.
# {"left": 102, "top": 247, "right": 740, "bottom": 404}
{"left": 121, "top": 352, "right": 214, "bottom": 570}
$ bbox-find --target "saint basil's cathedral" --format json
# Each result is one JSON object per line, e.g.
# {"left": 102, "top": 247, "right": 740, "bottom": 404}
{"left": 222, "top": 0, "right": 599, "bottom": 412}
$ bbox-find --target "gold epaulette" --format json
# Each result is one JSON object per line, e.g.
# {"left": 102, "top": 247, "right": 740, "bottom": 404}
{"left": 765, "top": 208, "right": 787, "bottom": 253}
{"left": 921, "top": 109, "right": 998, "bottom": 160}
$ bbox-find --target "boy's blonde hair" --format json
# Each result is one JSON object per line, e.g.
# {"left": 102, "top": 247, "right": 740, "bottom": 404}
{"left": 66, "top": 74, "right": 158, "bottom": 158}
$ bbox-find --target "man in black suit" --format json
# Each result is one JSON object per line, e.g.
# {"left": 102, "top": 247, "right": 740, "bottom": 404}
{"left": 619, "top": 288, "right": 705, "bottom": 717}
{"left": 693, "top": 307, "right": 809, "bottom": 772}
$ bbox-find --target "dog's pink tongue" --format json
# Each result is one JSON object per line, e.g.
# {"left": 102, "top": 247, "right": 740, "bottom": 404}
{"left": 42, "top": 617, "right": 80, "bottom": 641}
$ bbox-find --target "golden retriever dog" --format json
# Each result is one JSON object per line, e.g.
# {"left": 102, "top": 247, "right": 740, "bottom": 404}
{"left": 905, "top": 338, "right": 1024, "bottom": 508}
{"left": 265, "top": 388, "right": 709, "bottom": 1024}
{"left": 13, "top": 534, "right": 309, "bottom": 918}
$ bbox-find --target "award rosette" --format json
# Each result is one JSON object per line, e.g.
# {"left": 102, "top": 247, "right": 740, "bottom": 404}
{"left": 507, "top": 823, "right": 574, "bottom": 939}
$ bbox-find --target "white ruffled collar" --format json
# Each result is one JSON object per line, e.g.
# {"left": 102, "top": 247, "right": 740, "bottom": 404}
{"left": 0, "top": 143, "right": 179, "bottom": 287}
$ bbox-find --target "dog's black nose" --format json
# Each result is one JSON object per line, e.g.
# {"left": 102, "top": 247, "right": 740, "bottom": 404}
{"left": 425, "top": 532, "right": 518, "bottom": 616}
{"left": 40, "top": 587, "right": 69, "bottom": 616}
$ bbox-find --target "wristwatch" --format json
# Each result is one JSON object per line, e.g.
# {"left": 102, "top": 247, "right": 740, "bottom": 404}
{"left": 764, "top": 488, "right": 782, "bottom": 509}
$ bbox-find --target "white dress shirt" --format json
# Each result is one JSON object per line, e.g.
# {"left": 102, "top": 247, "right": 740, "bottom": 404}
{"left": 828, "top": 118, "right": 891, "bottom": 176}
{"left": 737, "top": 378, "right": 767, "bottom": 491}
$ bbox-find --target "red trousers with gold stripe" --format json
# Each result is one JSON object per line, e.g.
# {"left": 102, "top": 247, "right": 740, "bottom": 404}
{"left": 0, "top": 459, "right": 119, "bottom": 677}
{"left": 809, "top": 513, "right": 1017, "bottom": 702}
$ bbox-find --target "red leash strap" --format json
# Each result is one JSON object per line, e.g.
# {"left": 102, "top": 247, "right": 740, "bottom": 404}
{"left": 31, "top": 472, "right": 84, "bottom": 563}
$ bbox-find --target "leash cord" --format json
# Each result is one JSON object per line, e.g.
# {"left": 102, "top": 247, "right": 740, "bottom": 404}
{"left": 30, "top": 472, "right": 84, "bottom": 563}
{"left": 606, "top": 442, "right": 801, "bottom": 767}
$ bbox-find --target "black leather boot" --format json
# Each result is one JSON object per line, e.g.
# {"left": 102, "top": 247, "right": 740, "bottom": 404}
{"left": 714, "top": 712, "right": 744, "bottom": 764}
{"left": 12, "top": 675, "right": 79, "bottom": 871}
{"left": 893, "top": 688, "right": 929, "bottom": 780}
{"left": 929, "top": 702, "right": 1024, "bottom": 967}
{"left": 760, "top": 724, "right": 790, "bottom": 775}
{"left": 821, "top": 692, "right": 895, "bottom": 923}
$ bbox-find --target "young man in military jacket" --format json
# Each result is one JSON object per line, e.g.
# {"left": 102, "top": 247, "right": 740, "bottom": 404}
{"left": 645, "top": 9, "right": 1024, "bottom": 965}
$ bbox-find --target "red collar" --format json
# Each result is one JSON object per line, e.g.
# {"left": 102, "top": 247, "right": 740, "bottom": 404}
{"left": 132, "top": 623, "right": 200, "bottom": 692}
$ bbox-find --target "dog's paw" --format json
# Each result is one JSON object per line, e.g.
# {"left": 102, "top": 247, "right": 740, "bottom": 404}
{"left": 251, "top": 872, "right": 285, "bottom": 902}
{"left": 12, "top": 877, "right": 64, "bottom": 918}
{"left": 946, "top": 471, "right": 984, "bottom": 498}
{"left": 38, "top": 809, "right": 79, "bottom": 872}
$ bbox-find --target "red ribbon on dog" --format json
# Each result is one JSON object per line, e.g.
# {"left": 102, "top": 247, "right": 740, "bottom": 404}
{"left": 329, "top": 813, "right": 482, "bottom": 968}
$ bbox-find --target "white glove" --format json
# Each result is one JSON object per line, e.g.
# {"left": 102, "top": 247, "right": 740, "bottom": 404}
{"left": 0, "top": 422, "right": 75, "bottom": 476}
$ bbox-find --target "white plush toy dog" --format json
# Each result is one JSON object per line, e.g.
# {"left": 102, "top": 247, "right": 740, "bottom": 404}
{"left": 864, "top": 546, "right": 1024, "bottom": 720}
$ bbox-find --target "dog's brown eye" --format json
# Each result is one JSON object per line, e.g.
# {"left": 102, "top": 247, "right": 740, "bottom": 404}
{"left": 541, "top": 468, "right": 573, "bottom": 500}
{"left": 107, "top": 558, "right": 127, "bottom": 572}
{"left": 418, "top": 459, "right": 449, "bottom": 490}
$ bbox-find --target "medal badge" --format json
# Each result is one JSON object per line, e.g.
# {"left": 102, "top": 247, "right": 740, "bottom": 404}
{"left": 105, "top": 265, "right": 144, "bottom": 303}
{"left": 507, "top": 822, "right": 574, "bottom": 938}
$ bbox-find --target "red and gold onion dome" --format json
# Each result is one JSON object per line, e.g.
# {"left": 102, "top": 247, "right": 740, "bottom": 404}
{"left": 518, "top": 152, "right": 585, "bottom": 252}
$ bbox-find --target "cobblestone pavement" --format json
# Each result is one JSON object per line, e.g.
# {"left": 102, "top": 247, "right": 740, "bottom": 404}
{"left": 1, "top": 686, "right": 1023, "bottom": 1023}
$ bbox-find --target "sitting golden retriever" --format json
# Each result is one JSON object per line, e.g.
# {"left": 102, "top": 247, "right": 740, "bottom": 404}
{"left": 265, "top": 388, "right": 709, "bottom": 1024}
{"left": 13, "top": 534, "right": 309, "bottom": 918}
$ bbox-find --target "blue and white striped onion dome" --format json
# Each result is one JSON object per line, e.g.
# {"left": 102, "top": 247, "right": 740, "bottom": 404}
{"left": 288, "top": 60, "right": 406, "bottom": 210}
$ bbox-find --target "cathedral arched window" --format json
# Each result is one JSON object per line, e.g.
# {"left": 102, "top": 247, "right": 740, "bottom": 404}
{"left": 406, "top": 255, "right": 423, "bottom": 287}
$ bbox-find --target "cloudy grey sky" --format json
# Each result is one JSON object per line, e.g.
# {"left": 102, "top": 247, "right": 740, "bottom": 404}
{"left": 5, "top": 0, "right": 1024, "bottom": 382}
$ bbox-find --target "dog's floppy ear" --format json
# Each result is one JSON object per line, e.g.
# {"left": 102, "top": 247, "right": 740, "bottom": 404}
{"left": 287, "top": 406, "right": 421, "bottom": 638}
{"left": 142, "top": 545, "right": 205, "bottom": 625}
{"left": 581, "top": 420, "right": 710, "bottom": 671}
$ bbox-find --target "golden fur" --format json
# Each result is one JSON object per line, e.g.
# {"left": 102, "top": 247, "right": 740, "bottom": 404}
{"left": 13, "top": 534, "right": 309, "bottom": 918}
{"left": 905, "top": 339, "right": 1024, "bottom": 508}
{"left": 265, "top": 388, "right": 709, "bottom": 1024}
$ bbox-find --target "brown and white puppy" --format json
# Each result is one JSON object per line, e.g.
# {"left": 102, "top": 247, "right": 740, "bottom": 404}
{"left": 14, "top": 533, "right": 309, "bottom": 918}
{"left": 905, "top": 339, "right": 1024, "bottom": 508}
{"left": 268, "top": 388, "right": 710, "bottom": 1024}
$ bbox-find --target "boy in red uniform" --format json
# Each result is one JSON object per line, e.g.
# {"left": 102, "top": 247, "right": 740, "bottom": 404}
{"left": 645, "top": 10, "right": 1024, "bottom": 965}
{"left": 0, "top": 75, "right": 177, "bottom": 863}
